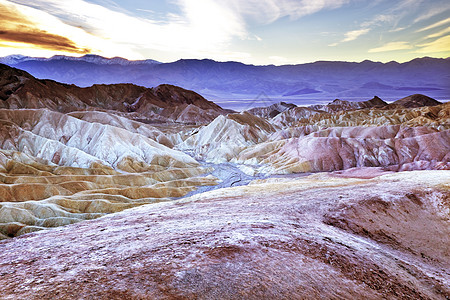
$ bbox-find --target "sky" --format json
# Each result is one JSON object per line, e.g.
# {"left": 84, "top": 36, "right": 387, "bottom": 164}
{"left": 0, "top": 0, "right": 449, "bottom": 65}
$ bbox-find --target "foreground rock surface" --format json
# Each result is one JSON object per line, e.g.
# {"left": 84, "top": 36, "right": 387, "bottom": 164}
{"left": 0, "top": 170, "right": 448, "bottom": 299}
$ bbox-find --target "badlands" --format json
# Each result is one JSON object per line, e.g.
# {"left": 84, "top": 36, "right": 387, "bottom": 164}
{"left": 0, "top": 64, "right": 449, "bottom": 299}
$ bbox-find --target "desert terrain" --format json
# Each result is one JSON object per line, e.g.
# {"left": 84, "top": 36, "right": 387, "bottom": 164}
{"left": 0, "top": 63, "right": 448, "bottom": 299}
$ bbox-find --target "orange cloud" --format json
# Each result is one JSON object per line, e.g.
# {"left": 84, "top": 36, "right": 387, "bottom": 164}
{"left": 0, "top": 2, "right": 90, "bottom": 54}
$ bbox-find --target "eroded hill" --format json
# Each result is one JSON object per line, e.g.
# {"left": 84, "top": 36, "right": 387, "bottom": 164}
{"left": 0, "top": 64, "right": 228, "bottom": 124}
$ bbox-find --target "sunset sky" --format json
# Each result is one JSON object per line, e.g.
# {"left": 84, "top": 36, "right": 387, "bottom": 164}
{"left": 0, "top": 0, "right": 449, "bottom": 65}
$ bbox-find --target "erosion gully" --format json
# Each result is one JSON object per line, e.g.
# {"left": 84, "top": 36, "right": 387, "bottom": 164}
{"left": 182, "top": 159, "right": 312, "bottom": 198}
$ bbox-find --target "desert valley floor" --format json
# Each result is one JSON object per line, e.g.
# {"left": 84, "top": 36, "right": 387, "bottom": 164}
{"left": 0, "top": 63, "right": 449, "bottom": 299}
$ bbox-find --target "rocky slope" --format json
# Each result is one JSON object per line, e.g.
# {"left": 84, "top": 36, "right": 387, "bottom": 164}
{"left": 178, "top": 112, "right": 277, "bottom": 163}
{"left": 265, "top": 94, "right": 444, "bottom": 127}
{"left": 66, "top": 110, "right": 175, "bottom": 147}
{"left": 246, "top": 102, "right": 297, "bottom": 118}
{"left": 0, "top": 64, "right": 227, "bottom": 124}
{"left": 309, "top": 96, "right": 388, "bottom": 113}
{"left": 237, "top": 125, "right": 449, "bottom": 174}
{"left": 179, "top": 101, "right": 449, "bottom": 174}
{"left": 389, "top": 93, "right": 442, "bottom": 108}
{"left": 272, "top": 106, "right": 324, "bottom": 127}
{"left": 0, "top": 170, "right": 448, "bottom": 299}
{"left": 275, "top": 99, "right": 449, "bottom": 129}
{"left": 0, "top": 66, "right": 233, "bottom": 239}
{"left": 0, "top": 108, "right": 218, "bottom": 238}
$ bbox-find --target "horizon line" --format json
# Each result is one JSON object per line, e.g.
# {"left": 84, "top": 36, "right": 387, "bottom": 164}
{"left": 1, "top": 53, "right": 449, "bottom": 67}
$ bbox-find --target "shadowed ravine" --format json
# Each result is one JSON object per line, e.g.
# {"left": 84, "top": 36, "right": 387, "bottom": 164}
{"left": 181, "top": 160, "right": 312, "bottom": 198}
{"left": 182, "top": 161, "right": 267, "bottom": 196}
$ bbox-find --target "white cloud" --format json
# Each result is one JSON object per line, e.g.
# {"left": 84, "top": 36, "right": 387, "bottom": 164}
{"left": 5, "top": 0, "right": 249, "bottom": 60}
{"left": 176, "top": 0, "right": 248, "bottom": 46}
{"left": 416, "top": 35, "right": 450, "bottom": 53}
{"left": 328, "top": 28, "right": 370, "bottom": 46}
{"left": 414, "top": 6, "right": 450, "bottom": 23}
{"left": 327, "top": 3, "right": 409, "bottom": 48}
{"left": 416, "top": 17, "right": 450, "bottom": 32}
{"left": 0, "top": 0, "right": 127, "bottom": 55}
{"left": 328, "top": 0, "right": 435, "bottom": 48}
{"left": 368, "top": 41, "right": 413, "bottom": 53}
{"left": 227, "top": 0, "right": 350, "bottom": 24}
{"left": 389, "top": 27, "right": 406, "bottom": 33}
{"left": 4, "top": 0, "right": 352, "bottom": 62}
{"left": 425, "top": 27, "right": 450, "bottom": 39}
{"left": 342, "top": 28, "right": 371, "bottom": 42}
{"left": 360, "top": 14, "right": 395, "bottom": 28}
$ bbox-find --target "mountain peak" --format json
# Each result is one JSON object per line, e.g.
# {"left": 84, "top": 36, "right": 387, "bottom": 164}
{"left": 391, "top": 94, "right": 441, "bottom": 108}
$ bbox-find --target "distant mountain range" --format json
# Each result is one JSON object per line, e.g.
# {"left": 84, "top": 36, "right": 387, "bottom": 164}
{"left": 1, "top": 54, "right": 449, "bottom": 110}
{"left": 0, "top": 54, "right": 160, "bottom": 66}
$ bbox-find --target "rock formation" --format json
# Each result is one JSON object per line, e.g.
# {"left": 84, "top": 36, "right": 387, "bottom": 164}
{"left": 67, "top": 110, "right": 174, "bottom": 147}
{"left": 309, "top": 96, "right": 388, "bottom": 113}
{"left": 237, "top": 125, "right": 450, "bottom": 174}
{"left": 277, "top": 101, "right": 450, "bottom": 129}
{"left": 246, "top": 101, "right": 297, "bottom": 118}
{"left": 178, "top": 112, "right": 277, "bottom": 163}
{"left": 272, "top": 106, "right": 324, "bottom": 127}
{"left": 388, "top": 93, "right": 442, "bottom": 108}
{"left": 0, "top": 108, "right": 218, "bottom": 238}
{"left": 178, "top": 103, "right": 449, "bottom": 173}
{"left": 0, "top": 171, "right": 448, "bottom": 299}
